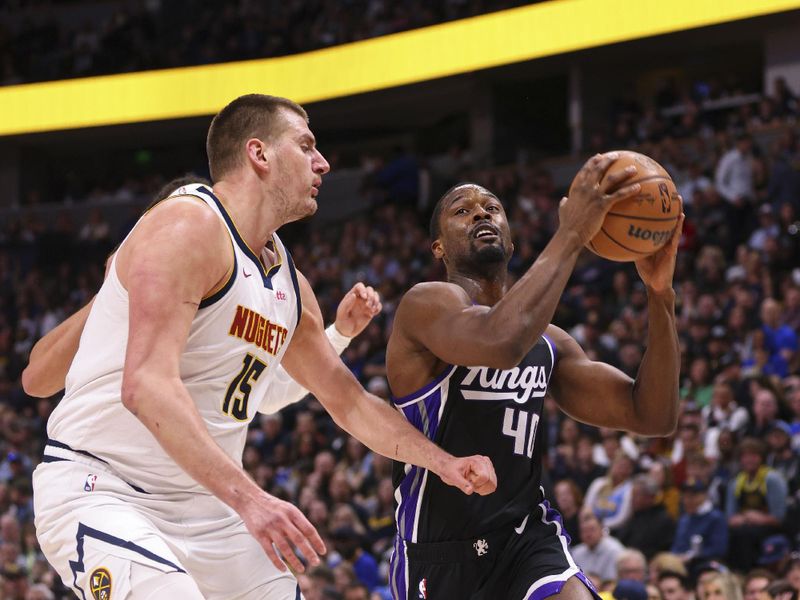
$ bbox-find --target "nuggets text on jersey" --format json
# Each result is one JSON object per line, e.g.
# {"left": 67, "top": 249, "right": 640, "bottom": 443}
{"left": 228, "top": 305, "right": 289, "bottom": 356}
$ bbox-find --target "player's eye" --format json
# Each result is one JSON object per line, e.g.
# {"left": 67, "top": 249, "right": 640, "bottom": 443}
{"left": 455, "top": 208, "right": 468, "bottom": 215}
{"left": 487, "top": 205, "right": 498, "bottom": 212}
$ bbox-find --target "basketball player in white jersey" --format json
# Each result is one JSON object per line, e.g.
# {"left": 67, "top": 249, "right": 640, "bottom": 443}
{"left": 22, "top": 178, "right": 384, "bottom": 410}
{"left": 28, "top": 94, "right": 496, "bottom": 600}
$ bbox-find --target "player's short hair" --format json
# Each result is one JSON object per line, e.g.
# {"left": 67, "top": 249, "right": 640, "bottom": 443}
{"left": 206, "top": 94, "right": 308, "bottom": 181}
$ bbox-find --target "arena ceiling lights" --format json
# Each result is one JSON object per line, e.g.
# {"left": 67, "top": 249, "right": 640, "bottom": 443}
{"left": 1, "top": 0, "right": 798, "bottom": 136}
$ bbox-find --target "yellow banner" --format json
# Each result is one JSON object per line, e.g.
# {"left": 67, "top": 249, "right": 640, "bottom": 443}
{"left": 1, "top": 0, "right": 798, "bottom": 136}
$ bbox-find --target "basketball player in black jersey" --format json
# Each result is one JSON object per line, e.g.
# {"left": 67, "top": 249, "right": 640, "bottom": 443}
{"left": 386, "top": 152, "right": 684, "bottom": 600}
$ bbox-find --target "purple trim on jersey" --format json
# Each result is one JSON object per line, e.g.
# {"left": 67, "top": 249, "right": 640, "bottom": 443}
{"left": 395, "top": 388, "right": 445, "bottom": 542}
{"left": 541, "top": 498, "right": 571, "bottom": 545}
{"left": 542, "top": 334, "right": 557, "bottom": 366}
{"left": 391, "top": 365, "right": 456, "bottom": 405}
{"left": 527, "top": 580, "right": 566, "bottom": 600}
{"left": 575, "top": 572, "right": 602, "bottom": 599}
{"left": 397, "top": 464, "right": 421, "bottom": 539}
{"left": 522, "top": 499, "right": 601, "bottom": 600}
{"left": 390, "top": 536, "right": 407, "bottom": 600}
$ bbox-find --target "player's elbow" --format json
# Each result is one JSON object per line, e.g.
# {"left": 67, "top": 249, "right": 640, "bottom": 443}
{"left": 121, "top": 372, "right": 148, "bottom": 415}
{"left": 21, "top": 366, "right": 49, "bottom": 398}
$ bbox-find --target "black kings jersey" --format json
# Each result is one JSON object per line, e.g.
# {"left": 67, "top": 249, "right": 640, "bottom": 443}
{"left": 391, "top": 335, "right": 557, "bottom": 543}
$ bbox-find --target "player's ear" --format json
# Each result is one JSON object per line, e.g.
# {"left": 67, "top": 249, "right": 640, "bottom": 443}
{"left": 431, "top": 239, "right": 445, "bottom": 260}
{"left": 245, "top": 138, "right": 270, "bottom": 174}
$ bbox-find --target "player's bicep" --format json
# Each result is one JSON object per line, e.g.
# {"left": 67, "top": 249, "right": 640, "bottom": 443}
{"left": 120, "top": 203, "right": 227, "bottom": 380}
{"left": 547, "top": 326, "right": 638, "bottom": 431}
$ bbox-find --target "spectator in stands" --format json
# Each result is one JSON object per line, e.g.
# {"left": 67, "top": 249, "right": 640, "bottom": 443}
{"left": 614, "top": 475, "right": 675, "bottom": 560}
{"left": 584, "top": 452, "right": 635, "bottom": 530}
{"left": 747, "top": 388, "right": 784, "bottom": 439}
{"left": 701, "top": 570, "right": 744, "bottom": 600}
{"left": 744, "top": 569, "right": 777, "bottom": 600}
{"left": 766, "top": 579, "right": 798, "bottom": 600}
{"left": 657, "top": 571, "right": 693, "bottom": 600}
{"left": 613, "top": 578, "right": 649, "bottom": 600}
{"left": 566, "top": 434, "right": 608, "bottom": 492}
{"left": 765, "top": 421, "right": 800, "bottom": 494}
{"left": 715, "top": 134, "right": 755, "bottom": 207}
{"left": 757, "top": 535, "right": 793, "bottom": 576}
{"left": 760, "top": 298, "right": 798, "bottom": 376}
{"left": 671, "top": 477, "right": 728, "bottom": 562}
{"left": 726, "top": 438, "right": 789, "bottom": 571}
{"left": 784, "top": 558, "right": 800, "bottom": 594}
{"left": 572, "top": 510, "right": 626, "bottom": 583}
{"left": 704, "top": 380, "right": 750, "bottom": 456}
{"left": 617, "top": 549, "right": 649, "bottom": 583}
{"left": 553, "top": 478, "right": 583, "bottom": 543}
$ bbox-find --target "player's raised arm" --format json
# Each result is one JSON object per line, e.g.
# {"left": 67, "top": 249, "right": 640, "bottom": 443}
{"left": 392, "top": 153, "right": 641, "bottom": 370}
{"left": 118, "top": 198, "right": 324, "bottom": 574}
{"left": 281, "top": 272, "right": 497, "bottom": 497}
{"left": 547, "top": 215, "right": 684, "bottom": 437}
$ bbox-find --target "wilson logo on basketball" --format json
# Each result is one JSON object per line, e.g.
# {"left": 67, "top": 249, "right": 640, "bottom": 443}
{"left": 627, "top": 225, "right": 674, "bottom": 246}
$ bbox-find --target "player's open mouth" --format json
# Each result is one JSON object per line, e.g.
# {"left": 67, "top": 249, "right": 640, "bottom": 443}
{"left": 472, "top": 223, "right": 499, "bottom": 241}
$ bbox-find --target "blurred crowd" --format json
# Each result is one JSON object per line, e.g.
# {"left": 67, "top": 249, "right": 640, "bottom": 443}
{"left": 1, "top": 75, "right": 800, "bottom": 600}
{"left": 0, "top": 0, "right": 530, "bottom": 86}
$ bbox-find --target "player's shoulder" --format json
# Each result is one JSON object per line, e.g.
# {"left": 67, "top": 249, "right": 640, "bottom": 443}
{"left": 545, "top": 324, "right": 582, "bottom": 361}
{"left": 393, "top": 282, "right": 472, "bottom": 338}
{"left": 138, "top": 195, "right": 226, "bottom": 242}
{"left": 401, "top": 281, "right": 471, "bottom": 307}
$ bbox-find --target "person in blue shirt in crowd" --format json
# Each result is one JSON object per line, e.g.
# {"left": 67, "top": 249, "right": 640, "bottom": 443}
{"left": 671, "top": 478, "right": 728, "bottom": 562}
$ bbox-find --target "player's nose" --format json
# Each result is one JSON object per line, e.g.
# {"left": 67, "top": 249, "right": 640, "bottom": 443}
{"left": 313, "top": 149, "right": 330, "bottom": 175}
{"left": 472, "top": 206, "right": 491, "bottom": 221}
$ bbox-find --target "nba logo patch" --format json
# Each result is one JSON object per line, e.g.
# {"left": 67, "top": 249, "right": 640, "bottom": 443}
{"left": 90, "top": 567, "right": 112, "bottom": 599}
{"left": 84, "top": 474, "right": 98, "bottom": 492}
{"left": 418, "top": 578, "right": 427, "bottom": 599}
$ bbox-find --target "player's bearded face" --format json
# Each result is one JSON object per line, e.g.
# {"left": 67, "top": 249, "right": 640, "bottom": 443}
{"left": 270, "top": 113, "right": 328, "bottom": 222}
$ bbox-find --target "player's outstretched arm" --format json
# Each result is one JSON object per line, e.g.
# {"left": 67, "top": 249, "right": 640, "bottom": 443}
{"left": 395, "top": 153, "right": 641, "bottom": 369}
{"left": 21, "top": 298, "right": 95, "bottom": 397}
{"left": 118, "top": 198, "right": 324, "bottom": 574}
{"left": 548, "top": 216, "right": 684, "bottom": 437}
{"left": 258, "top": 282, "right": 381, "bottom": 414}
{"left": 282, "top": 272, "right": 497, "bottom": 496}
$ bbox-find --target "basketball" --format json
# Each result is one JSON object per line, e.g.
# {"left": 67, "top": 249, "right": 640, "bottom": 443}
{"left": 577, "top": 151, "right": 682, "bottom": 262}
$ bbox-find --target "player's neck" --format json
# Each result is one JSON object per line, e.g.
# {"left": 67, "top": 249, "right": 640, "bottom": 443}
{"left": 447, "top": 269, "right": 507, "bottom": 306}
{"left": 213, "top": 178, "right": 282, "bottom": 254}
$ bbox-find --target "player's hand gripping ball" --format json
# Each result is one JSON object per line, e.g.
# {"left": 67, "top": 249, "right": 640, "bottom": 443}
{"left": 570, "top": 150, "right": 682, "bottom": 262}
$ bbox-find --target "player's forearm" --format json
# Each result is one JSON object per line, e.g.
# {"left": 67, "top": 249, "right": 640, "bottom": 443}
{"left": 485, "top": 229, "right": 582, "bottom": 364}
{"left": 122, "top": 375, "right": 263, "bottom": 511}
{"left": 631, "top": 287, "right": 680, "bottom": 436}
{"left": 260, "top": 324, "right": 352, "bottom": 414}
{"left": 22, "top": 299, "right": 94, "bottom": 397}
{"left": 328, "top": 388, "right": 453, "bottom": 476}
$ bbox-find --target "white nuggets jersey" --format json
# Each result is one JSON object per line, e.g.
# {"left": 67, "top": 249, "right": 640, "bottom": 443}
{"left": 47, "top": 184, "right": 302, "bottom": 494}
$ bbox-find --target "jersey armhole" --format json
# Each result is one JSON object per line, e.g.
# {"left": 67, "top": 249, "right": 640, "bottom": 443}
{"left": 199, "top": 236, "right": 237, "bottom": 309}
{"left": 284, "top": 246, "right": 303, "bottom": 328}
